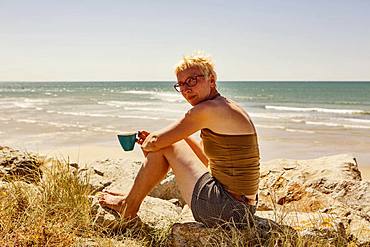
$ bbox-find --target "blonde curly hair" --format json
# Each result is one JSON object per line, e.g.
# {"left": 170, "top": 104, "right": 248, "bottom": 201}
{"left": 174, "top": 52, "right": 217, "bottom": 81}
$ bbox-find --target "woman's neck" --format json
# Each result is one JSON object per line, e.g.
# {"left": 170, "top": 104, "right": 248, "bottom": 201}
{"left": 208, "top": 90, "right": 220, "bottom": 100}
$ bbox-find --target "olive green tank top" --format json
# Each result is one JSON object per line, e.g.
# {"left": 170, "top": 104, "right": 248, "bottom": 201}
{"left": 200, "top": 128, "right": 260, "bottom": 195}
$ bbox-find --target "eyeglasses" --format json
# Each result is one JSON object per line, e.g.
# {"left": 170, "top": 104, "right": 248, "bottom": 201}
{"left": 173, "top": 75, "right": 205, "bottom": 92}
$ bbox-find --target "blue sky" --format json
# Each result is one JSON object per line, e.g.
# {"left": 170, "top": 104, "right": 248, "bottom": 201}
{"left": 1, "top": 0, "right": 369, "bottom": 81}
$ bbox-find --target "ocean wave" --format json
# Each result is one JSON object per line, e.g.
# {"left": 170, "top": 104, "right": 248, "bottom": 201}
{"left": 305, "top": 121, "right": 370, "bottom": 129}
{"left": 338, "top": 118, "right": 370, "bottom": 124}
{"left": 56, "top": 111, "right": 109, "bottom": 117}
{"left": 285, "top": 128, "right": 315, "bottom": 134}
{"left": 47, "top": 110, "right": 177, "bottom": 121}
{"left": 254, "top": 124, "right": 315, "bottom": 134}
{"left": 16, "top": 119, "right": 38, "bottom": 124}
{"left": 254, "top": 124, "right": 285, "bottom": 129}
{"left": 265, "top": 105, "right": 369, "bottom": 115}
{"left": 291, "top": 119, "right": 305, "bottom": 123}
{"left": 305, "top": 121, "right": 341, "bottom": 127}
{"left": 0, "top": 98, "right": 50, "bottom": 109}
{"left": 124, "top": 106, "right": 183, "bottom": 113}
{"left": 91, "top": 127, "right": 117, "bottom": 133}
{"left": 121, "top": 90, "right": 184, "bottom": 102}
{"left": 14, "top": 118, "right": 88, "bottom": 129}
{"left": 249, "top": 113, "right": 281, "bottom": 119}
{"left": 117, "top": 115, "right": 161, "bottom": 120}
{"left": 98, "top": 101, "right": 154, "bottom": 107}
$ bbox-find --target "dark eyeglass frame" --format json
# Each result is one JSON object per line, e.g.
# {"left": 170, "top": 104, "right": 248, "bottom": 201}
{"left": 173, "top": 75, "right": 205, "bottom": 92}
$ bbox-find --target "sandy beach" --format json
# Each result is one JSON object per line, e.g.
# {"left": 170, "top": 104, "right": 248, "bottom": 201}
{"left": 44, "top": 143, "right": 370, "bottom": 181}
{"left": 35, "top": 126, "right": 370, "bottom": 182}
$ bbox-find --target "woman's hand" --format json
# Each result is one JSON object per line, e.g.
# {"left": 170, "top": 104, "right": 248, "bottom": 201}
{"left": 137, "top": 130, "right": 150, "bottom": 156}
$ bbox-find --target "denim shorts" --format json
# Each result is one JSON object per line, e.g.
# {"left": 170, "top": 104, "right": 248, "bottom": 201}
{"left": 191, "top": 172, "right": 257, "bottom": 228}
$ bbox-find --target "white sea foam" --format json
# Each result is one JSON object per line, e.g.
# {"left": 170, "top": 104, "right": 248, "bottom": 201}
{"left": 0, "top": 98, "right": 49, "bottom": 109}
{"left": 91, "top": 127, "right": 117, "bottom": 133}
{"left": 16, "top": 119, "right": 38, "bottom": 124}
{"left": 338, "top": 118, "right": 370, "bottom": 124}
{"left": 265, "top": 105, "right": 368, "bottom": 115}
{"left": 43, "top": 121, "right": 87, "bottom": 129}
{"left": 98, "top": 101, "right": 154, "bottom": 107}
{"left": 291, "top": 119, "right": 305, "bottom": 123}
{"left": 51, "top": 110, "right": 176, "bottom": 121}
{"left": 254, "top": 124, "right": 285, "bottom": 129}
{"left": 56, "top": 111, "right": 109, "bottom": 118}
{"left": 124, "top": 106, "right": 183, "bottom": 113}
{"left": 305, "top": 121, "right": 341, "bottom": 127}
{"left": 117, "top": 115, "right": 161, "bottom": 120}
{"left": 14, "top": 118, "right": 88, "bottom": 129}
{"left": 305, "top": 121, "right": 370, "bottom": 129}
{"left": 249, "top": 113, "right": 281, "bottom": 119}
{"left": 122, "top": 90, "right": 184, "bottom": 102}
{"left": 342, "top": 124, "right": 370, "bottom": 129}
{"left": 285, "top": 128, "right": 315, "bottom": 134}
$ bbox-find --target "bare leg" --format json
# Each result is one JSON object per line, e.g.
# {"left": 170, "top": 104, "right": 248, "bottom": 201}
{"left": 99, "top": 140, "right": 207, "bottom": 218}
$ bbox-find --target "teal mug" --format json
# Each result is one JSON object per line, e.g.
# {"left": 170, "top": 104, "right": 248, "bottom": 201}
{"left": 117, "top": 132, "right": 138, "bottom": 151}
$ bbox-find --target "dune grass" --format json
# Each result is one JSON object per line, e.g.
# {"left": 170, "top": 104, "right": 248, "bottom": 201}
{"left": 0, "top": 157, "right": 359, "bottom": 246}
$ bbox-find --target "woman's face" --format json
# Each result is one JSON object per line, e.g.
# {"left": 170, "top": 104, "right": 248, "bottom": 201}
{"left": 176, "top": 67, "right": 215, "bottom": 106}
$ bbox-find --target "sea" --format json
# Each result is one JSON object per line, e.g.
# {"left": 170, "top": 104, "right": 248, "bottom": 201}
{"left": 1, "top": 81, "right": 370, "bottom": 165}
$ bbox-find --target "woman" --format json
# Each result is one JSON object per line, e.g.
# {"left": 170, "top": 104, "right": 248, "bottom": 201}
{"left": 99, "top": 54, "right": 260, "bottom": 227}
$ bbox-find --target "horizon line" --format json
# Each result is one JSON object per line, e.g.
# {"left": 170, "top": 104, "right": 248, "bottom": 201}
{"left": 1, "top": 80, "right": 370, "bottom": 83}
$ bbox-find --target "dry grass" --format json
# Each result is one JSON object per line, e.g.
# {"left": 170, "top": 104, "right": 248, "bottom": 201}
{"left": 0, "top": 158, "right": 359, "bottom": 246}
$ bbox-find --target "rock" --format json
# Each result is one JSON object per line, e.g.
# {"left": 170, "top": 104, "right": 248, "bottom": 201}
{"left": 178, "top": 205, "right": 195, "bottom": 223}
{"left": 91, "top": 195, "right": 181, "bottom": 231}
{"left": 170, "top": 214, "right": 296, "bottom": 247}
{"left": 259, "top": 154, "right": 370, "bottom": 245}
{"left": 78, "top": 158, "right": 141, "bottom": 195}
{"left": 79, "top": 159, "right": 185, "bottom": 205}
{"left": 148, "top": 173, "right": 185, "bottom": 206}
{"left": 0, "top": 146, "right": 44, "bottom": 183}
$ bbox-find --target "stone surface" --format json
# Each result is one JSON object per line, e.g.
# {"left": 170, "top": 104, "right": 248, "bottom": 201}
{"left": 91, "top": 195, "right": 182, "bottom": 231}
{"left": 170, "top": 215, "right": 296, "bottom": 247}
{"left": 258, "top": 154, "right": 370, "bottom": 245}
{"left": 149, "top": 173, "right": 185, "bottom": 206}
{"left": 78, "top": 158, "right": 184, "bottom": 204}
{"left": 0, "top": 146, "right": 44, "bottom": 183}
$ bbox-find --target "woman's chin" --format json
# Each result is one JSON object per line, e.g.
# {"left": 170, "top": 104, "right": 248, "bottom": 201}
{"left": 188, "top": 98, "right": 200, "bottom": 106}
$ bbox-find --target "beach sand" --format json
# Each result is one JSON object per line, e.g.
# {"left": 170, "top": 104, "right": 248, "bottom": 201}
{"left": 41, "top": 140, "right": 370, "bottom": 181}
{"left": 6, "top": 120, "right": 369, "bottom": 182}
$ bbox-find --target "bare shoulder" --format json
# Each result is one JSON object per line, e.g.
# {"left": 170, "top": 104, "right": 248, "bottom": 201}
{"left": 203, "top": 96, "right": 256, "bottom": 134}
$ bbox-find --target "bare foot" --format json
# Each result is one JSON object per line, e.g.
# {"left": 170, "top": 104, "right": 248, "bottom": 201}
{"left": 98, "top": 192, "right": 137, "bottom": 219}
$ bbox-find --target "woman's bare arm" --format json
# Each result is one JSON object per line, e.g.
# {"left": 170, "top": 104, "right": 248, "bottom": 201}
{"left": 142, "top": 103, "right": 210, "bottom": 152}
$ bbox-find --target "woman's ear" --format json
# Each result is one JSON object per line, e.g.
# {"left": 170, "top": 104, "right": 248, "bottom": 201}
{"left": 209, "top": 74, "right": 216, "bottom": 87}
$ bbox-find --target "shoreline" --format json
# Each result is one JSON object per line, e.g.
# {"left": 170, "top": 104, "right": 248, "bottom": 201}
{"left": 10, "top": 141, "right": 370, "bottom": 182}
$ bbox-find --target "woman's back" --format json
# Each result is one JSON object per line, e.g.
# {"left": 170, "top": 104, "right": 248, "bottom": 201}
{"left": 200, "top": 95, "right": 257, "bottom": 135}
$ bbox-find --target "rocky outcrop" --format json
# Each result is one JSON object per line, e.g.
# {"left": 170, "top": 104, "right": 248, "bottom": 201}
{"left": 75, "top": 158, "right": 184, "bottom": 205}
{"left": 0, "top": 146, "right": 44, "bottom": 183}
{"left": 1, "top": 146, "right": 369, "bottom": 246}
{"left": 258, "top": 154, "right": 370, "bottom": 245}
{"left": 64, "top": 153, "right": 370, "bottom": 245}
